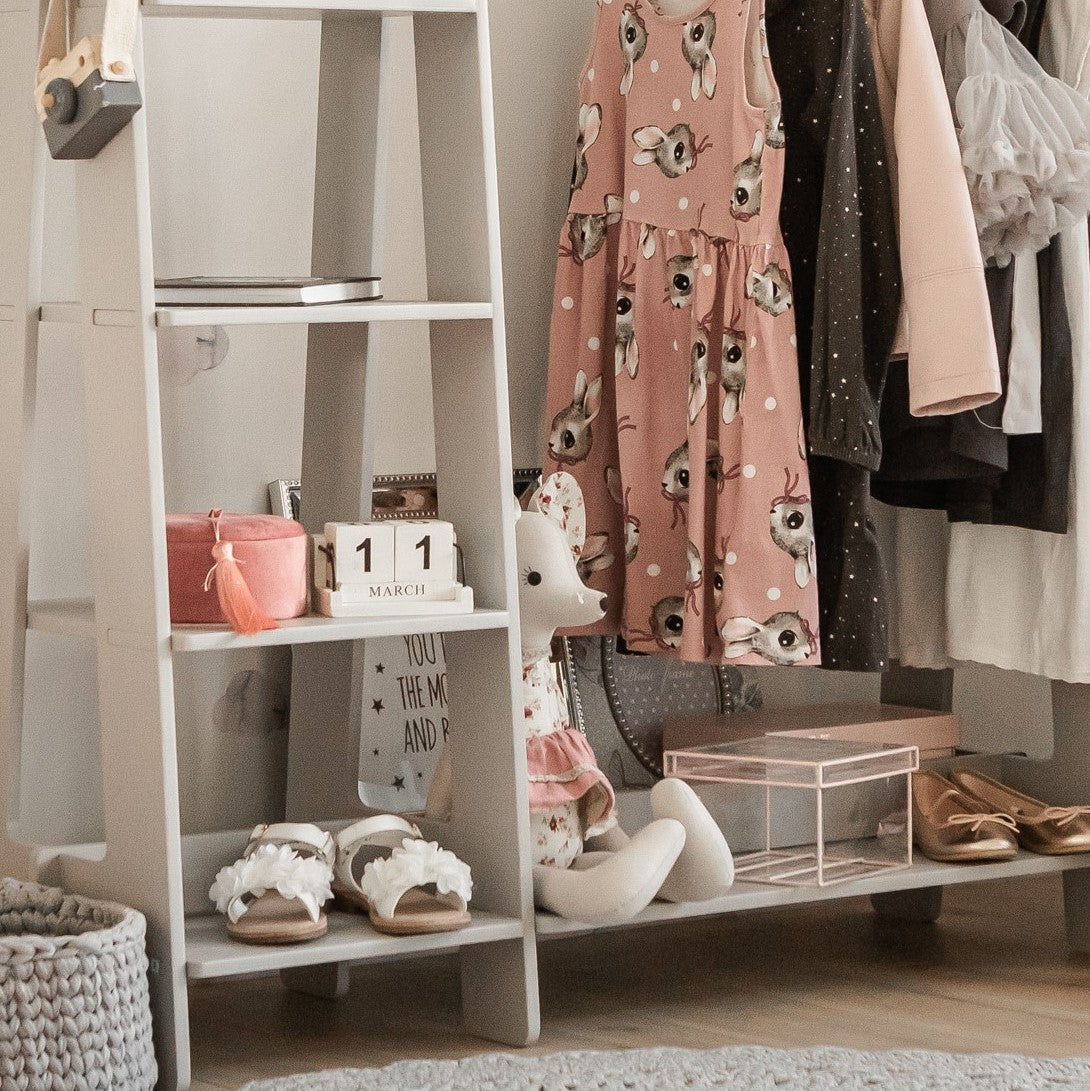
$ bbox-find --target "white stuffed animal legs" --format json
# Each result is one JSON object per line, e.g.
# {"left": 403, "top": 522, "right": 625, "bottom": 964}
{"left": 544, "top": 781, "right": 735, "bottom": 922}
{"left": 532, "top": 819, "right": 686, "bottom": 926}
{"left": 581, "top": 779, "right": 735, "bottom": 904}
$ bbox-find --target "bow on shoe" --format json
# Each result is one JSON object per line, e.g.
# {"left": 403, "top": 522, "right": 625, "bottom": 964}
{"left": 1020, "top": 805, "right": 1090, "bottom": 828}
{"left": 940, "top": 811, "right": 1019, "bottom": 835}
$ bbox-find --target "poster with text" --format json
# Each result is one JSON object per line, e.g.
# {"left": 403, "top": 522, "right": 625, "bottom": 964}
{"left": 358, "top": 632, "right": 448, "bottom": 812}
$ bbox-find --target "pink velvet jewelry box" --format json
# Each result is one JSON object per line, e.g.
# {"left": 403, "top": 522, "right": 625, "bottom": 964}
{"left": 167, "top": 512, "right": 308, "bottom": 625}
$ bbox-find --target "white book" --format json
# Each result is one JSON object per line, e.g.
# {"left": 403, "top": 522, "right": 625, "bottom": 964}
{"left": 155, "top": 276, "right": 382, "bottom": 306}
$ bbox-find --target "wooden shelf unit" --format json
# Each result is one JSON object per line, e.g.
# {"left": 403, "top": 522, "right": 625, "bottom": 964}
{"left": 0, "top": 3, "right": 539, "bottom": 1088}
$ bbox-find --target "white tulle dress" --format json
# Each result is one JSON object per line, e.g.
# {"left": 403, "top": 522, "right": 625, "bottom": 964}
{"left": 926, "top": 0, "right": 1090, "bottom": 268}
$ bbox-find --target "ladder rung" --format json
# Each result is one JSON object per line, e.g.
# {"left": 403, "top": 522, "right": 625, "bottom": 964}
{"left": 156, "top": 300, "right": 493, "bottom": 327}
{"left": 172, "top": 607, "right": 510, "bottom": 651}
{"left": 38, "top": 300, "right": 493, "bottom": 328}
{"left": 142, "top": 0, "right": 476, "bottom": 17}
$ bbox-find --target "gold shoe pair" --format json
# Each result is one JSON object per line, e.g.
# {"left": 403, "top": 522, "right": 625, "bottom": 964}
{"left": 913, "top": 769, "right": 1090, "bottom": 863}
{"left": 951, "top": 770, "right": 1090, "bottom": 857}
{"left": 912, "top": 770, "right": 1019, "bottom": 863}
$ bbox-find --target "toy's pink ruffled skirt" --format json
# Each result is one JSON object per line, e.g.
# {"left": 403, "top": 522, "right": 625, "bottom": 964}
{"left": 526, "top": 729, "right": 616, "bottom": 837}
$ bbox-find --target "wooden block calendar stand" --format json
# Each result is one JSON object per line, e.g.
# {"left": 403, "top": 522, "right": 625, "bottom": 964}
{"left": 0, "top": 2, "right": 539, "bottom": 1087}
{"left": 2, "top": 3, "right": 1090, "bottom": 1089}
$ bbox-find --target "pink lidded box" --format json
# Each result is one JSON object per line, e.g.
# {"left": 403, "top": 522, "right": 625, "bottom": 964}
{"left": 167, "top": 511, "right": 308, "bottom": 625}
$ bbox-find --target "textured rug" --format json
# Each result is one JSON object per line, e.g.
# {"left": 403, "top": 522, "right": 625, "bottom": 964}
{"left": 242, "top": 1045, "right": 1090, "bottom": 1090}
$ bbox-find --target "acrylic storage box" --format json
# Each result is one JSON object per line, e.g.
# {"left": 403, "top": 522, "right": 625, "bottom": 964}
{"left": 664, "top": 735, "right": 918, "bottom": 887}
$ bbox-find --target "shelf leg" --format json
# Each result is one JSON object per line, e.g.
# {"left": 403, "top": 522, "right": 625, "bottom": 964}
{"left": 280, "top": 962, "right": 352, "bottom": 1000}
{"left": 461, "top": 938, "right": 540, "bottom": 1046}
{"left": 871, "top": 887, "right": 943, "bottom": 923}
{"left": 1062, "top": 870, "right": 1090, "bottom": 955}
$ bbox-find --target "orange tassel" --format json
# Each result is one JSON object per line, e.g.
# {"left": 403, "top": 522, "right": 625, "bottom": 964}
{"left": 204, "top": 510, "right": 278, "bottom": 636}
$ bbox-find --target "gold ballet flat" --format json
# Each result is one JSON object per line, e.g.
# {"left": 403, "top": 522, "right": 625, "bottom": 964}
{"left": 951, "top": 770, "right": 1090, "bottom": 857}
{"left": 912, "top": 770, "right": 1019, "bottom": 863}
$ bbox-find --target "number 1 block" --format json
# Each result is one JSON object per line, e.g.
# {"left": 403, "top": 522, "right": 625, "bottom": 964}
{"left": 326, "top": 522, "right": 396, "bottom": 586}
{"left": 394, "top": 521, "right": 455, "bottom": 584}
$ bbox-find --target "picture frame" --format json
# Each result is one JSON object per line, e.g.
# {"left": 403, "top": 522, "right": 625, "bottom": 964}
{"left": 272, "top": 470, "right": 543, "bottom": 523}
{"left": 267, "top": 479, "right": 301, "bottom": 521}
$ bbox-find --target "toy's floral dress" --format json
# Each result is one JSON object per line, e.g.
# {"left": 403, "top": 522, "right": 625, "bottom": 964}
{"left": 544, "top": 0, "right": 821, "bottom": 666}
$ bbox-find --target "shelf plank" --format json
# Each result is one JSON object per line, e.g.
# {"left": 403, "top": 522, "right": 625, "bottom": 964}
{"left": 25, "top": 599, "right": 508, "bottom": 649}
{"left": 155, "top": 300, "right": 492, "bottom": 327}
{"left": 143, "top": 0, "right": 476, "bottom": 17}
{"left": 535, "top": 849, "right": 1090, "bottom": 938}
{"left": 171, "top": 607, "right": 509, "bottom": 651}
{"left": 26, "top": 597, "right": 95, "bottom": 639}
{"left": 185, "top": 908, "right": 523, "bottom": 979}
{"left": 37, "top": 300, "right": 493, "bottom": 327}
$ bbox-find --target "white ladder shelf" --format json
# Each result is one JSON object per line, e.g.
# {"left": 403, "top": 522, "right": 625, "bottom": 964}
{"left": 0, "top": 2, "right": 539, "bottom": 1088}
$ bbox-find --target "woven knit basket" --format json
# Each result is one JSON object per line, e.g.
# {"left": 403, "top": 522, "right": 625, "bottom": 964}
{"left": 0, "top": 879, "right": 157, "bottom": 1091}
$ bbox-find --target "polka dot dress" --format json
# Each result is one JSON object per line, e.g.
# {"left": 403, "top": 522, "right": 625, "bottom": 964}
{"left": 543, "top": 0, "right": 821, "bottom": 667}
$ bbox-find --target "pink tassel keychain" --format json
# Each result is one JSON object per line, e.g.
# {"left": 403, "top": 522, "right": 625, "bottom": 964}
{"left": 203, "top": 509, "right": 279, "bottom": 636}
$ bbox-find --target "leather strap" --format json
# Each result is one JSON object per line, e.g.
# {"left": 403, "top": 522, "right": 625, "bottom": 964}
{"left": 37, "top": 0, "right": 71, "bottom": 79}
{"left": 38, "top": 0, "right": 139, "bottom": 82}
{"left": 100, "top": 0, "right": 139, "bottom": 81}
{"left": 334, "top": 815, "right": 421, "bottom": 894}
{"left": 337, "top": 815, "right": 421, "bottom": 856}
{"left": 246, "top": 822, "right": 336, "bottom": 865}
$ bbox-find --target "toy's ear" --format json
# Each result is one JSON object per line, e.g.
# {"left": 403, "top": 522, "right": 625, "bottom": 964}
{"left": 530, "top": 472, "right": 587, "bottom": 558}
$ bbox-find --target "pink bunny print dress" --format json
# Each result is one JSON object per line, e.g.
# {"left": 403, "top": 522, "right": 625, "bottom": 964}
{"left": 544, "top": 0, "right": 821, "bottom": 666}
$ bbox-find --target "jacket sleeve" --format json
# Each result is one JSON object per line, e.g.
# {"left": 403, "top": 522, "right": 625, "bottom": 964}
{"left": 806, "top": 0, "right": 902, "bottom": 471}
{"left": 885, "top": 0, "right": 1002, "bottom": 417}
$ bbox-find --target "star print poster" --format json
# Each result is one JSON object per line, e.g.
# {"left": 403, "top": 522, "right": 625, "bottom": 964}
{"left": 358, "top": 633, "right": 449, "bottom": 812}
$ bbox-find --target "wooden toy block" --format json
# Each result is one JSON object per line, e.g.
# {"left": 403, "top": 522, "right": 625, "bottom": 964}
{"left": 325, "top": 521, "right": 396, "bottom": 586}
{"left": 394, "top": 521, "right": 457, "bottom": 584}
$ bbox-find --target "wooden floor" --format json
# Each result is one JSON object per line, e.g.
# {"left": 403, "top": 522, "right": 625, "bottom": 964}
{"left": 189, "top": 874, "right": 1090, "bottom": 1088}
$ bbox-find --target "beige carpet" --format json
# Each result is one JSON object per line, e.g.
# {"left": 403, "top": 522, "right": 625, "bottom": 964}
{"left": 241, "top": 1045, "right": 1090, "bottom": 1089}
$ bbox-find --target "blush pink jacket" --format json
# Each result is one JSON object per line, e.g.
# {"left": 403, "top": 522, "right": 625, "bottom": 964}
{"left": 864, "top": 0, "right": 1002, "bottom": 417}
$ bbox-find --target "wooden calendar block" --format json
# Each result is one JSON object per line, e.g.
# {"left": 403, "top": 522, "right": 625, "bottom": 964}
{"left": 324, "top": 521, "right": 396, "bottom": 586}
{"left": 394, "top": 521, "right": 456, "bottom": 583}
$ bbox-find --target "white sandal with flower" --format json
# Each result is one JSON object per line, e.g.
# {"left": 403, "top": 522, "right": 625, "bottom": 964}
{"left": 332, "top": 815, "right": 422, "bottom": 912}
{"left": 210, "top": 823, "right": 335, "bottom": 944}
{"left": 334, "top": 817, "right": 473, "bottom": 936}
